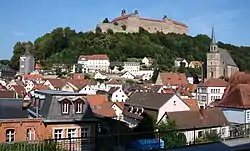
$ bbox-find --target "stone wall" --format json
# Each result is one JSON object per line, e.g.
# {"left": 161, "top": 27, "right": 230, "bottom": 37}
{"left": 97, "top": 12, "right": 188, "bottom": 35}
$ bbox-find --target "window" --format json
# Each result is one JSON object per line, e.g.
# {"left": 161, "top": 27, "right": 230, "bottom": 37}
{"left": 173, "top": 101, "right": 176, "bottom": 106}
{"left": 68, "top": 129, "right": 76, "bottom": 138}
{"left": 62, "top": 103, "right": 69, "bottom": 114}
{"left": 81, "top": 127, "right": 91, "bottom": 139}
{"left": 247, "top": 111, "right": 250, "bottom": 119}
{"left": 198, "top": 131, "right": 203, "bottom": 138}
{"left": 6, "top": 129, "right": 15, "bottom": 143}
{"left": 26, "top": 128, "right": 35, "bottom": 141}
{"left": 221, "top": 128, "right": 226, "bottom": 135}
{"left": 76, "top": 102, "right": 83, "bottom": 113}
{"left": 54, "top": 129, "right": 63, "bottom": 139}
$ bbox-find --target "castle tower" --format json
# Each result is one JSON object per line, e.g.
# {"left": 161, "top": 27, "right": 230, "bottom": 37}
{"left": 121, "top": 9, "right": 126, "bottom": 16}
{"left": 206, "top": 27, "right": 221, "bottom": 79}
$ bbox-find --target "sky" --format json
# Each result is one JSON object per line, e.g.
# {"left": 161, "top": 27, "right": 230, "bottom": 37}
{"left": 0, "top": 0, "right": 250, "bottom": 59}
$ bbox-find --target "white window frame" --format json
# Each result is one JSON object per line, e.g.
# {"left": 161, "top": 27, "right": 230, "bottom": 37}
{"left": 68, "top": 129, "right": 76, "bottom": 138}
{"left": 54, "top": 129, "right": 63, "bottom": 139}
{"left": 247, "top": 111, "right": 250, "bottom": 119}
{"left": 26, "top": 128, "right": 36, "bottom": 141}
{"left": 76, "top": 102, "right": 83, "bottom": 113}
{"left": 62, "top": 103, "right": 69, "bottom": 114}
{"left": 6, "top": 129, "right": 15, "bottom": 143}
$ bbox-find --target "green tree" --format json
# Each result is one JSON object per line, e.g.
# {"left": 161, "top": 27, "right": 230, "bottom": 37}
{"left": 157, "top": 119, "right": 187, "bottom": 148}
{"left": 102, "top": 18, "right": 110, "bottom": 23}
{"left": 118, "top": 66, "right": 124, "bottom": 71}
{"left": 107, "top": 28, "right": 114, "bottom": 34}
{"left": 9, "top": 27, "right": 250, "bottom": 72}
{"left": 95, "top": 26, "right": 102, "bottom": 34}
{"left": 113, "top": 22, "right": 118, "bottom": 26}
{"left": 55, "top": 68, "right": 63, "bottom": 77}
{"left": 151, "top": 68, "right": 160, "bottom": 83}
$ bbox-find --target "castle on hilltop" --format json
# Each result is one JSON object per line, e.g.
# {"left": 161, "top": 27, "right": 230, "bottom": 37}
{"left": 97, "top": 9, "right": 188, "bottom": 35}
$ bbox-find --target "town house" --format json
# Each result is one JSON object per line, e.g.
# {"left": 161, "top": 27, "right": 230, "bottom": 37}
{"left": 196, "top": 78, "right": 228, "bottom": 108}
{"left": 122, "top": 92, "right": 190, "bottom": 127}
{"left": 27, "top": 90, "right": 99, "bottom": 150}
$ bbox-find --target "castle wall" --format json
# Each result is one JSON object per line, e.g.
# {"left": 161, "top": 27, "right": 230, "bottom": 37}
{"left": 98, "top": 14, "right": 188, "bottom": 35}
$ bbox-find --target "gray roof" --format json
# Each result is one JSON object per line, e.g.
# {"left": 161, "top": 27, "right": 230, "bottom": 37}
{"left": 35, "top": 90, "right": 86, "bottom": 96}
{"left": 110, "top": 62, "right": 124, "bottom": 66}
{"left": 29, "top": 91, "right": 97, "bottom": 123}
{"left": 125, "top": 92, "right": 174, "bottom": 110}
{"left": 218, "top": 48, "right": 237, "bottom": 67}
{"left": 0, "top": 98, "right": 28, "bottom": 119}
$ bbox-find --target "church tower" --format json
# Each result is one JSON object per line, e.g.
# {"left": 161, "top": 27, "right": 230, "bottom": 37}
{"left": 206, "top": 27, "right": 221, "bottom": 79}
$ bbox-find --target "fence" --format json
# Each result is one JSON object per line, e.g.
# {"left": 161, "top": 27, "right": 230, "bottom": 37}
{"left": 1, "top": 124, "right": 250, "bottom": 151}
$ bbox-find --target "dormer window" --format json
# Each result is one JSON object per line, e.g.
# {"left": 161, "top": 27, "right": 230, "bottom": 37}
{"left": 61, "top": 102, "right": 69, "bottom": 114}
{"left": 128, "top": 106, "right": 133, "bottom": 113}
{"left": 76, "top": 102, "right": 83, "bottom": 113}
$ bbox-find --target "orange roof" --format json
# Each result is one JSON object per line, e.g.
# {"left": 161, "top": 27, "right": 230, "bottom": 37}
{"left": 67, "top": 79, "right": 93, "bottom": 89}
{"left": 78, "top": 54, "right": 109, "bottom": 60}
{"left": 23, "top": 74, "right": 43, "bottom": 80}
{"left": 92, "top": 108, "right": 116, "bottom": 117}
{"left": 86, "top": 94, "right": 108, "bottom": 106}
{"left": 159, "top": 72, "right": 188, "bottom": 86}
{"left": 183, "top": 99, "right": 199, "bottom": 110}
{"left": 107, "top": 79, "right": 122, "bottom": 85}
{"left": 198, "top": 78, "right": 228, "bottom": 87}
{"left": 216, "top": 84, "right": 250, "bottom": 109}
{"left": 12, "top": 85, "right": 25, "bottom": 97}
{"left": 33, "top": 84, "right": 50, "bottom": 90}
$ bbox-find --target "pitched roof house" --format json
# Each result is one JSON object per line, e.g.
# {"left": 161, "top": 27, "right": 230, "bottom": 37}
{"left": 122, "top": 92, "right": 190, "bottom": 127}
{"left": 155, "top": 72, "right": 188, "bottom": 88}
{"left": 162, "top": 108, "right": 229, "bottom": 143}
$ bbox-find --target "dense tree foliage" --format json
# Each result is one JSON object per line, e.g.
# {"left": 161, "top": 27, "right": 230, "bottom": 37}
{"left": 10, "top": 27, "right": 250, "bottom": 72}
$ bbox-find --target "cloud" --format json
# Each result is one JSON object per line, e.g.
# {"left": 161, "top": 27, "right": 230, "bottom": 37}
{"left": 184, "top": 10, "right": 240, "bottom": 38}
{"left": 12, "top": 32, "right": 25, "bottom": 36}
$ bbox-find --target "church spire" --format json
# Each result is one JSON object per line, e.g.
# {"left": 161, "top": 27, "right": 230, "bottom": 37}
{"left": 211, "top": 26, "right": 216, "bottom": 45}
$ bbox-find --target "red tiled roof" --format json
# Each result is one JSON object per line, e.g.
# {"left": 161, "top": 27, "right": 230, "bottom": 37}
{"left": 67, "top": 79, "right": 93, "bottom": 89}
{"left": 92, "top": 108, "right": 116, "bottom": 118}
{"left": 46, "top": 79, "right": 67, "bottom": 88}
{"left": 183, "top": 99, "right": 199, "bottom": 110}
{"left": 159, "top": 72, "right": 188, "bottom": 86}
{"left": 33, "top": 84, "right": 50, "bottom": 90}
{"left": 107, "top": 79, "right": 122, "bottom": 85}
{"left": 215, "top": 84, "right": 250, "bottom": 109}
{"left": 86, "top": 94, "right": 108, "bottom": 106}
{"left": 0, "top": 91, "right": 15, "bottom": 98}
{"left": 23, "top": 74, "right": 43, "bottom": 80}
{"left": 78, "top": 54, "right": 109, "bottom": 61}
{"left": 198, "top": 78, "right": 228, "bottom": 87}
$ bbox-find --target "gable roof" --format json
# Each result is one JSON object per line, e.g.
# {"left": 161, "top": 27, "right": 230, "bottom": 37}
{"left": 0, "top": 98, "right": 28, "bottom": 119}
{"left": 198, "top": 78, "right": 228, "bottom": 87}
{"left": 86, "top": 94, "right": 108, "bottom": 106}
{"left": 158, "top": 72, "right": 188, "bottom": 86}
{"left": 182, "top": 99, "right": 199, "bottom": 110}
{"left": 166, "top": 108, "right": 228, "bottom": 130}
{"left": 218, "top": 48, "right": 237, "bottom": 67}
{"left": 215, "top": 84, "right": 250, "bottom": 109}
{"left": 126, "top": 92, "right": 174, "bottom": 110}
{"left": 108, "top": 87, "right": 120, "bottom": 94}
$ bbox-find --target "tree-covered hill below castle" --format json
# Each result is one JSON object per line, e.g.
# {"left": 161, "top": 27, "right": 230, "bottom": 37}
{"left": 10, "top": 27, "right": 250, "bottom": 72}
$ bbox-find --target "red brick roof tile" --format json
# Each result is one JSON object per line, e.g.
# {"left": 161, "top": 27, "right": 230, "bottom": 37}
{"left": 198, "top": 78, "right": 228, "bottom": 87}
{"left": 159, "top": 72, "right": 188, "bottom": 86}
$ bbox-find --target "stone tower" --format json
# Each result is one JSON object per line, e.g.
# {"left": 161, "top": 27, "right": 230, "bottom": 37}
{"left": 206, "top": 27, "right": 221, "bottom": 79}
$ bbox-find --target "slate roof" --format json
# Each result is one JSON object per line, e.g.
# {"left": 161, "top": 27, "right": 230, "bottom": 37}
{"left": 28, "top": 90, "right": 97, "bottom": 122}
{"left": 0, "top": 98, "right": 28, "bottom": 119}
{"left": 125, "top": 92, "right": 174, "bottom": 109}
{"left": 218, "top": 48, "right": 237, "bottom": 67}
